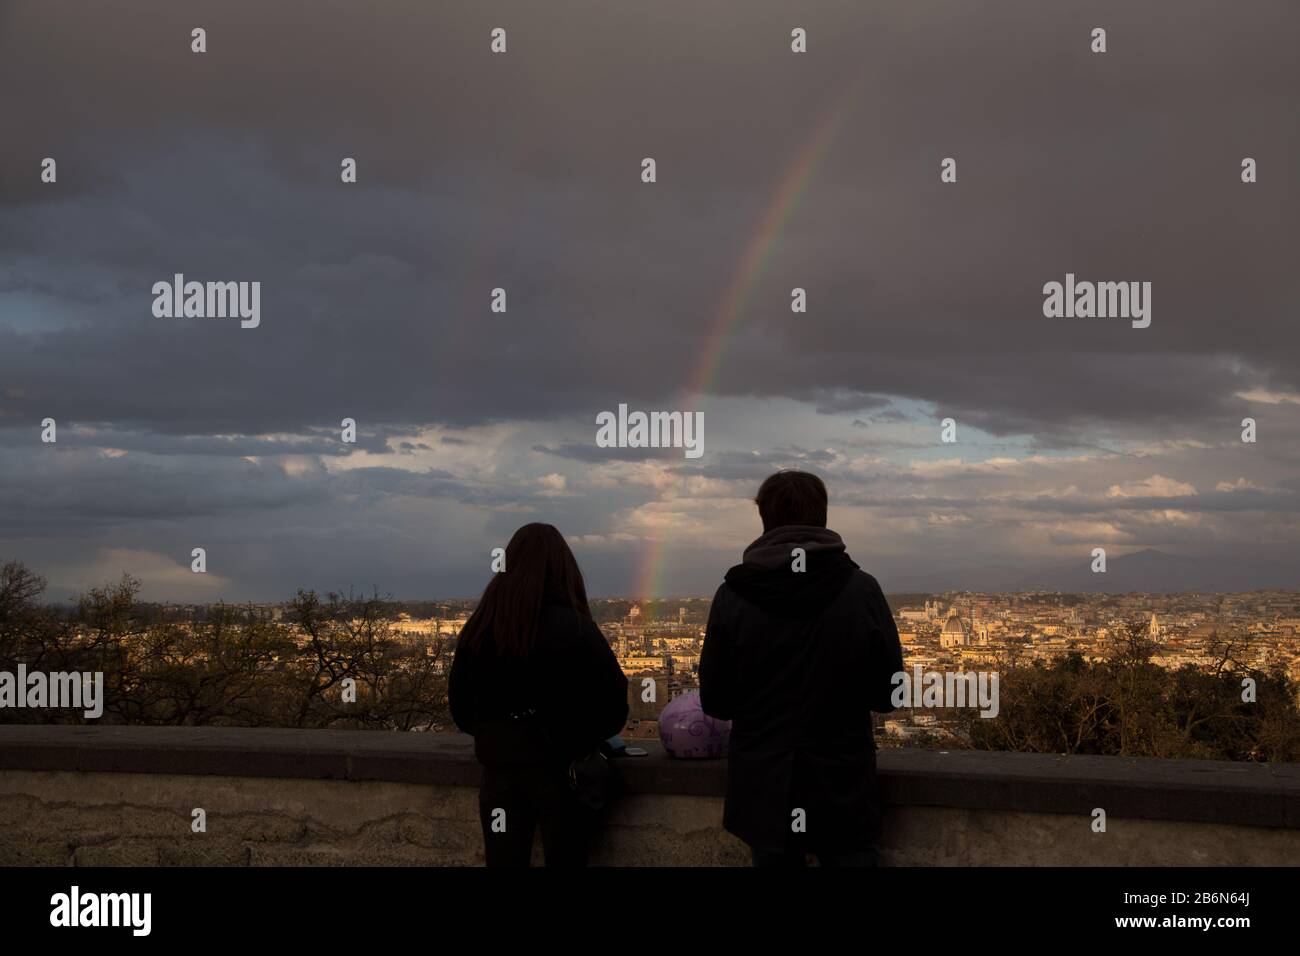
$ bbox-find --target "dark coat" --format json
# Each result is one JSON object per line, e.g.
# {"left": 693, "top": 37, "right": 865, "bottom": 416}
{"left": 699, "top": 526, "right": 904, "bottom": 853}
{"left": 449, "top": 599, "right": 629, "bottom": 767}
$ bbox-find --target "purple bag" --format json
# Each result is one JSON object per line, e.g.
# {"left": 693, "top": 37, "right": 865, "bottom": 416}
{"left": 659, "top": 691, "right": 731, "bottom": 758}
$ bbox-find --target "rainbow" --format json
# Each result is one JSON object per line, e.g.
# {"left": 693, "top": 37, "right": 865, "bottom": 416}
{"left": 687, "top": 99, "right": 852, "bottom": 400}
{"left": 632, "top": 94, "right": 856, "bottom": 600}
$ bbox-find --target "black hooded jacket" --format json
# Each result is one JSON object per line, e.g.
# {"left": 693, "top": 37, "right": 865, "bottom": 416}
{"left": 699, "top": 526, "right": 904, "bottom": 853}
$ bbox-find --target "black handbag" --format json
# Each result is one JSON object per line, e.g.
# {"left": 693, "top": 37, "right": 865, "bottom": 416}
{"left": 507, "top": 707, "right": 623, "bottom": 812}
{"left": 567, "top": 741, "right": 623, "bottom": 812}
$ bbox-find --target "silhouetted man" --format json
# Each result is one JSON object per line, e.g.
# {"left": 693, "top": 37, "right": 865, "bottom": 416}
{"left": 699, "top": 470, "right": 904, "bottom": 866}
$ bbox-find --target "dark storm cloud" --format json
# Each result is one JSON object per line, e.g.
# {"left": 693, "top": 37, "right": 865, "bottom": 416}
{"left": 333, "top": 465, "right": 517, "bottom": 507}
{"left": 533, "top": 442, "right": 680, "bottom": 463}
{"left": 808, "top": 390, "right": 891, "bottom": 415}
{"left": 0, "top": 441, "right": 530, "bottom": 535}
{"left": 855, "top": 406, "right": 909, "bottom": 427}
{"left": 1, "top": 0, "right": 1295, "bottom": 439}
{"left": 1, "top": 1, "right": 1297, "bottom": 598}
{"left": 0, "top": 423, "right": 396, "bottom": 457}
{"left": 675, "top": 447, "right": 837, "bottom": 481}
{"left": 0, "top": 449, "right": 332, "bottom": 533}
{"left": 830, "top": 487, "right": 1300, "bottom": 518}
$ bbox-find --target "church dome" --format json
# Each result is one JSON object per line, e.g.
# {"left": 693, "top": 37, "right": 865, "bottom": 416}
{"left": 942, "top": 610, "right": 967, "bottom": 638}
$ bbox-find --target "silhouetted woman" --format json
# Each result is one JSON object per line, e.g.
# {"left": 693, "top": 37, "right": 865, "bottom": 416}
{"left": 449, "top": 523, "right": 628, "bottom": 867}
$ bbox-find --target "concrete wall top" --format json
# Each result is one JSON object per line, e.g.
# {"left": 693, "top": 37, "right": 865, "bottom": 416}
{"left": 0, "top": 726, "right": 1296, "bottom": 828}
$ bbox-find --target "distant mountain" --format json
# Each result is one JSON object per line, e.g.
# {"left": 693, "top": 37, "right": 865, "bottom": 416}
{"left": 888, "top": 549, "right": 1297, "bottom": 594}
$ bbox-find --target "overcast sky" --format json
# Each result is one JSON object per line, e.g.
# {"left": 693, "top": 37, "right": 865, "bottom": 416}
{"left": 1, "top": 0, "right": 1297, "bottom": 601}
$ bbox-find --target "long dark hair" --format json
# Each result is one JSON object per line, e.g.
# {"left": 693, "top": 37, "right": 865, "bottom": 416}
{"left": 457, "top": 523, "right": 591, "bottom": 656}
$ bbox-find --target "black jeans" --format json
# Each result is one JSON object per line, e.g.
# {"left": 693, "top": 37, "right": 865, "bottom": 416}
{"left": 750, "top": 844, "right": 880, "bottom": 867}
{"left": 478, "top": 764, "right": 598, "bottom": 867}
